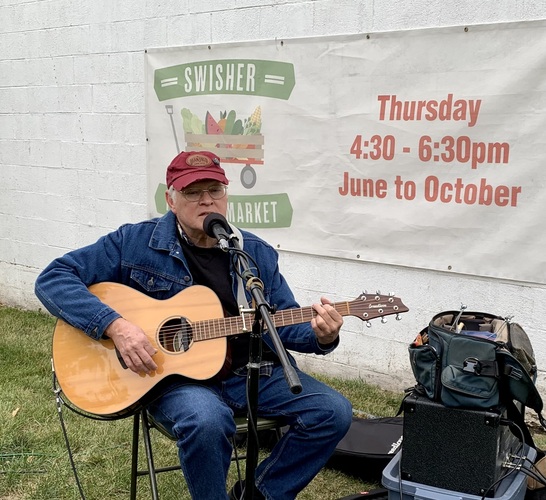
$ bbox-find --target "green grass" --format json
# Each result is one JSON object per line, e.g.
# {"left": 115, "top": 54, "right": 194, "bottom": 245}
{"left": 2, "top": 305, "right": 544, "bottom": 499}
{"left": 0, "top": 305, "right": 402, "bottom": 499}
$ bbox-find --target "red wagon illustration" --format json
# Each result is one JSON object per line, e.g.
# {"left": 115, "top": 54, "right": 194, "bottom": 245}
{"left": 185, "top": 132, "right": 264, "bottom": 189}
{"left": 178, "top": 107, "right": 264, "bottom": 189}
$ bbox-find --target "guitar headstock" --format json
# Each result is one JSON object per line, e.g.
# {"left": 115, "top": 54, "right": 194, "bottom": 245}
{"left": 347, "top": 292, "right": 409, "bottom": 326}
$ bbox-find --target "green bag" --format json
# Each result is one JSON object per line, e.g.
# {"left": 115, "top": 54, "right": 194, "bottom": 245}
{"left": 409, "top": 310, "right": 544, "bottom": 423}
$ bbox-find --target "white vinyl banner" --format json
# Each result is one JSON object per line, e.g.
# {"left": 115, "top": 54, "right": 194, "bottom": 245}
{"left": 145, "top": 21, "right": 546, "bottom": 285}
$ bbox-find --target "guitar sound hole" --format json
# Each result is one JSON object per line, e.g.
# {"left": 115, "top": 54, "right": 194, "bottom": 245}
{"left": 159, "top": 317, "right": 193, "bottom": 353}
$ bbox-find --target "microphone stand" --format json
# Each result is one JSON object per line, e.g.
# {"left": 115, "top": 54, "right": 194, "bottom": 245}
{"left": 227, "top": 234, "right": 302, "bottom": 500}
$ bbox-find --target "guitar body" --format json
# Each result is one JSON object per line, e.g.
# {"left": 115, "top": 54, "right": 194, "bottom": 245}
{"left": 52, "top": 282, "right": 409, "bottom": 418}
{"left": 52, "top": 282, "right": 227, "bottom": 417}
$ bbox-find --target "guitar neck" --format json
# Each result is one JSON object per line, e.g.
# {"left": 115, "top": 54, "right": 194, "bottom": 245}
{"left": 191, "top": 293, "right": 407, "bottom": 342}
{"left": 193, "top": 304, "right": 342, "bottom": 341}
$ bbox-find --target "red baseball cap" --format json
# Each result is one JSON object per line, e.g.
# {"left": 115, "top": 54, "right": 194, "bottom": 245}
{"left": 166, "top": 151, "right": 229, "bottom": 190}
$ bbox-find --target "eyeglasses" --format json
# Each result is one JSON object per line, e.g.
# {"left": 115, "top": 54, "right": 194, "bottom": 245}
{"left": 180, "top": 185, "right": 227, "bottom": 202}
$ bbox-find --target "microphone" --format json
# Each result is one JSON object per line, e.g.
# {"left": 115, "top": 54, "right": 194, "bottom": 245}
{"left": 203, "top": 213, "right": 233, "bottom": 252}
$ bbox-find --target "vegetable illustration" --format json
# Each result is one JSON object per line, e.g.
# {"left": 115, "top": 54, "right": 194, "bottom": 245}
{"left": 224, "top": 110, "right": 236, "bottom": 134}
{"left": 218, "top": 111, "right": 227, "bottom": 132}
{"left": 244, "top": 106, "right": 262, "bottom": 135}
{"left": 205, "top": 111, "right": 223, "bottom": 134}
{"left": 181, "top": 107, "right": 205, "bottom": 134}
{"left": 182, "top": 107, "right": 261, "bottom": 138}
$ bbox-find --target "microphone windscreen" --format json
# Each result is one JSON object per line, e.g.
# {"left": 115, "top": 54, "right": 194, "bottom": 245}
{"left": 203, "top": 213, "right": 231, "bottom": 238}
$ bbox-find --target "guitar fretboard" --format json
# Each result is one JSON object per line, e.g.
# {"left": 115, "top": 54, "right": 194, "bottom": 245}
{"left": 191, "top": 301, "right": 369, "bottom": 341}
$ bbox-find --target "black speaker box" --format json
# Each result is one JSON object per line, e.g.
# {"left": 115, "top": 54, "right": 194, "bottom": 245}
{"left": 401, "top": 392, "right": 522, "bottom": 497}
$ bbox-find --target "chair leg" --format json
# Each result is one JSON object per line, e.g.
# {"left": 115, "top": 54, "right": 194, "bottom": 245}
{"left": 130, "top": 410, "right": 161, "bottom": 500}
{"left": 141, "top": 410, "right": 161, "bottom": 500}
{"left": 130, "top": 413, "right": 140, "bottom": 500}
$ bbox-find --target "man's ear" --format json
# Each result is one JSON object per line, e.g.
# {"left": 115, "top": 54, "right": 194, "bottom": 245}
{"left": 165, "top": 190, "right": 176, "bottom": 212}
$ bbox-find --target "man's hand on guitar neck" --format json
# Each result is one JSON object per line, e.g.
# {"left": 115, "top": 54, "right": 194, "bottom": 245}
{"left": 105, "top": 318, "right": 158, "bottom": 374}
{"left": 311, "top": 297, "right": 343, "bottom": 347}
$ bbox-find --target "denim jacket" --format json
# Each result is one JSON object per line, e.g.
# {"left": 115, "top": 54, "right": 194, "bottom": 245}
{"left": 35, "top": 210, "right": 338, "bottom": 358}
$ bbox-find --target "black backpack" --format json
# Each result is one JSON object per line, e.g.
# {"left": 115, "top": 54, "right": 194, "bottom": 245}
{"left": 408, "top": 310, "right": 546, "bottom": 447}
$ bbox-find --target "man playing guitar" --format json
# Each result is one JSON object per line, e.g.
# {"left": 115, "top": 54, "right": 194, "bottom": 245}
{"left": 35, "top": 150, "right": 353, "bottom": 500}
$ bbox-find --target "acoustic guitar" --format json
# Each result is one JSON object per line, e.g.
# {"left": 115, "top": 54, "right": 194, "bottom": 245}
{"left": 52, "top": 282, "right": 408, "bottom": 417}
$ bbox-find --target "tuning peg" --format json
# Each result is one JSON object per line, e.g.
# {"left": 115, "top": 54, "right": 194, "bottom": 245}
{"left": 381, "top": 316, "right": 388, "bottom": 324}
{"left": 396, "top": 314, "right": 403, "bottom": 321}
{"left": 366, "top": 321, "right": 372, "bottom": 328}
{"left": 376, "top": 290, "right": 381, "bottom": 295}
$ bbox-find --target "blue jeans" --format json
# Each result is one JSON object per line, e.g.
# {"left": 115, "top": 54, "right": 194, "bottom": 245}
{"left": 148, "top": 365, "right": 353, "bottom": 499}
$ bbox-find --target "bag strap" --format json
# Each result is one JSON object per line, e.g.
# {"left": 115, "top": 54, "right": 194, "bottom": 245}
{"left": 498, "top": 350, "right": 544, "bottom": 413}
{"left": 505, "top": 399, "right": 537, "bottom": 449}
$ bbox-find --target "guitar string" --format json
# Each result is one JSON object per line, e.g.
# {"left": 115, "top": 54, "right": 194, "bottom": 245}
{"left": 155, "top": 301, "right": 397, "bottom": 341}
{"left": 156, "top": 306, "right": 336, "bottom": 340}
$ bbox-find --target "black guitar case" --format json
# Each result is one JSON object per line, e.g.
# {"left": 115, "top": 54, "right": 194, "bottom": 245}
{"left": 327, "top": 415, "right": 403, "bottom": 481}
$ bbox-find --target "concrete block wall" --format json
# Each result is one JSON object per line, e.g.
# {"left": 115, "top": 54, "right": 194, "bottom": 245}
{"left": 2, "top": 0, "right": 546, "bottom": 392}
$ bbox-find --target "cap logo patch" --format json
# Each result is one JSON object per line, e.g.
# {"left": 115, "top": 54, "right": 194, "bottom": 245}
{"left": 186, "top": 154, "right": 213, "bottom": 167}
